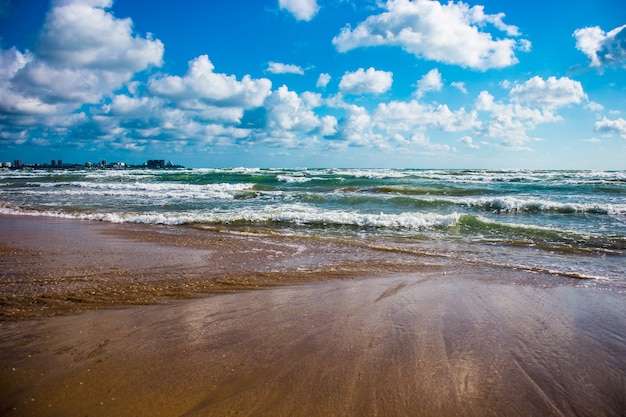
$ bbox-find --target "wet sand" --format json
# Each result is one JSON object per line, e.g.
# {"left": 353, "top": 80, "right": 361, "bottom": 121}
{"left": 1, "top": 215, "right": 625, "bottom": 416}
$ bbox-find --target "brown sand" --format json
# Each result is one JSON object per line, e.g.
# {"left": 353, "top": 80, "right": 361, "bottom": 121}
{"left": 0, "top": 215, "right": 625, "bottom": 416}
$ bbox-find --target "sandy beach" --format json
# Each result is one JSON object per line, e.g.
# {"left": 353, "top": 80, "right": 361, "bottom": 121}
{"left": 0, "top": 215, "right": 625, "bottom": 416}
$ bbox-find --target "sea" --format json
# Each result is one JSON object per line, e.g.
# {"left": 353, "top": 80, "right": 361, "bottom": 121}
{"left": 1, "top": 168, "right": 624, "bottom": 287}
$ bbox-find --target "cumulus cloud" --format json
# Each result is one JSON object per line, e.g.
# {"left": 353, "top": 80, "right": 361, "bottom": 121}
{"left": 416, "top": 68, "right": 442, "bottom": 97}
{"left": 0, "top": 0, "right": 163, "bottom": 119}
{"left": 458, "top": 135, "right": 479, "bottom": 149}
{"left": 404, "top": 132, "right": 451, "bottom": 152}
{"left": 594, "top": 116, "right": 626, "bottom": 138}
{"left": 574, "top": 24, "right": 626, "bottom": 68}
{"left": 320, "top": 115, "right": 338, "bottom": 136}
{"left": 263, "top": 85, "right": 323, "bottom": 145}
{"left": 95, "top": 93, "right": 253, "bottom": 147}
{"left": 317, "top": 73, "right": 331, "bottom": 88}
{"left": 324, "top": 95, "right": 380, "bottom": 147}
{"left": 339, "top": 67, "right": 393, "bottom": 95}
{"left": 374, "top": 99, "right": 480, "bottom": 134}
{"left": 451, "top": 81, "right": 468, "bottom": 94}
{"left": 38, "top": 0, "right": 163, "bottom": 71}
{"left": 337, "top": 104, "right": 379, "bottom": 146}
{"left": 509, "top": 76, "right": 586, "bottom": 109}
{"left": 585, "top": 101, "right": 604, "bottom": 112}
{"left": 267, "top": 62, "right": 305, "bottom": 74}
{"left": 475, "top": 90, "right": 561, "bottom": 148}
{"left": 325, "top": 93, "right": 476, "bottom": 151}
{"left": 0, "top": 48, "right": 57, "bottom": 115}
{"left": 106, "top": 94, "right": 163, "bottom": 117}
{"left": 148, "top": 55, "right": 272, "bottom": 109}
{"left": 332, "top": 0, "right": 529, "bottom": 70}
{"left": 387, "top": 131, "right": 452, "bottom": 153}
{"left": 279, "top": 0, "right": 320, "bottom": 21}
{"left": 0, "top": 0, "right": 611, "bottom": 161}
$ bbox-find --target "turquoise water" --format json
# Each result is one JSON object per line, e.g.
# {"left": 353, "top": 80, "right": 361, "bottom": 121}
{"left": 1, "top": 168, "right": 624, "bottom": 282}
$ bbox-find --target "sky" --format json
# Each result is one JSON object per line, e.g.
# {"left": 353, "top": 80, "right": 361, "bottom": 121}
{"left": 0, "top": 0, "right": 625, "bottom": 169}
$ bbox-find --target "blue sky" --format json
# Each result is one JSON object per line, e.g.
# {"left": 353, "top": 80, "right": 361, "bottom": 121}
{"left": 0, "top": 0, "right": 625, "bottom": 169}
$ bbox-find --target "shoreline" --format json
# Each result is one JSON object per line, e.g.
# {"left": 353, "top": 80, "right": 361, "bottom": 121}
{"left": 1, "top": 214, "right": 625, "bottom": 416}
{"left": 0, "top": 213, "right": 576, "bottom": 322}
{"left": 0, "top": 214, "right": 434, "bottom": 321}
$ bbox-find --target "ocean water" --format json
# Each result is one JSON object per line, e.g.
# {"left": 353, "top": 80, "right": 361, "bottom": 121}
{"left": 1, "top": 168, "right": 624, "bottom": 284}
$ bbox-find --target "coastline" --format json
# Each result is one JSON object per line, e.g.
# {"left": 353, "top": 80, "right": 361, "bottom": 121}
{"left": 0, "top": 214, "right": 625, "bottom": 416}
{"left": 0, "top": 214, "right": 428, "bottom": 321}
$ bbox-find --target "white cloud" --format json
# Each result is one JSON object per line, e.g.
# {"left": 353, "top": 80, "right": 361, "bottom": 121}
{"left": 390, "top": 131, "right": 451, "bottom": 152}
{"left": 325, "top": 96, "right": 380, "bottom": 147}
{"left": 326, "top": 94, "right": 477, "bottom": 150}
{"left": 15, "top": 61, "right": 130, "bottom": 105}
{"left": 594, "top": 117, "right": 626, "bottom": 138}
{"left": 337, "top": 104, "right": 378, "bottom": 146}
{"left": 265, "top": 85, "right": 321, "bottom": 132}
{"left": 458, "top": 135, "right": 479, "bottom": 149}
{"left": 96, "top": 94, "right": 252, "bottom": 146}
{"left": 107, "top": 94, "right": 162, "bottom": 117}
{"left": 0, "top": 48, "right": 58, "bottom": 115}
{"left": 252, "top": 86, "right": 327, "bottom": 147}
{"left": 0, "top": 47, "right": 31, "bottom": 81}
{"left": 148, "top": 55, "right": 272, "bottom": 109}
{"left": 91, "top": 54, "right": 275, "bottom": 146}
{"left": 38, "top": 0, "right": 163, "bottom": 71}
{"left": 332, "top": 0, "right": 529, "bottom": 70}
{"left": 509, "top": 76, "right": 586, "bottom": 109}
{"left": 320, "top": 115, "right": 338, "bottom": 136}
{"left": 475, "top": 90, "right": 561, "bottom": 148}
{"left": 0, "top": 0, "right": 163, "bottom": 119}
{"left": 574, "top": 24, "right": 626, "bottom": 68}
{"left": 279, "top": 0, "right": 320, "bottom": 21}
{"left": 339, "top": 67, "right": 393, "bottom": 95}
{"left": 585, "top": 101, "right": 604, "bottom": 112}
{"left": 451, "top": 81, "right": 468, "bottom": 94}
{"left": 374, "top": 100, "right": 480, "bottom": 133}
{"left": 416, "top": 68, "right": 442, "bottom": 97}
{"left": 317, "top": 73, "right": 331, "bottom": 88}
{"left": 267, "top": 62, "right": 305, "bottom": 74}
{"left": 300, "top": 91, "right": 322, "bottom": 108}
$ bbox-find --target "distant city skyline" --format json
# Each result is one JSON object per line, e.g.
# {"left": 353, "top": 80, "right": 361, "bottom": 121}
{"left": 1, "top": 0, "right": 625, "bottom": 169}
{"left": 2, "top": 157, "right": 181, "bottom": 169}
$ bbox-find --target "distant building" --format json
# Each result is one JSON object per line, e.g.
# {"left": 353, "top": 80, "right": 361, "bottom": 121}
{"left": 146, "top": 159, "right": 166, "bottom": 169}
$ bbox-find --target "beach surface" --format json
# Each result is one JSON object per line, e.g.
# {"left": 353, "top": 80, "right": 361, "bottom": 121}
{"left": 0, "top": 215, "right": 625, "bottom": 416}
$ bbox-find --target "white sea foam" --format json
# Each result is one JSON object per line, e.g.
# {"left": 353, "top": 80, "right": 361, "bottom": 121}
{"left": 277, "top": 175, "right": 313, "bottom": 183}
{"left": 331, "top": 169, "right": 411, "bottom": 179}
{"left": 26, "top": 181, "right": 255, "bottom": 201}
{"left": 467, "top": 196, "right": 624, "bottom": 215}
{"left": 0, "top": 203, "right": 462, "bottom": 229}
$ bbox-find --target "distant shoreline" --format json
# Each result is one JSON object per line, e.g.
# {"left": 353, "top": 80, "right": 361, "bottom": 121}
{"left": 1, "top": 160, "right": 185, "bottom": 171}
{"left": 0, "top": 214, "right": 446, "bottom": 321}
